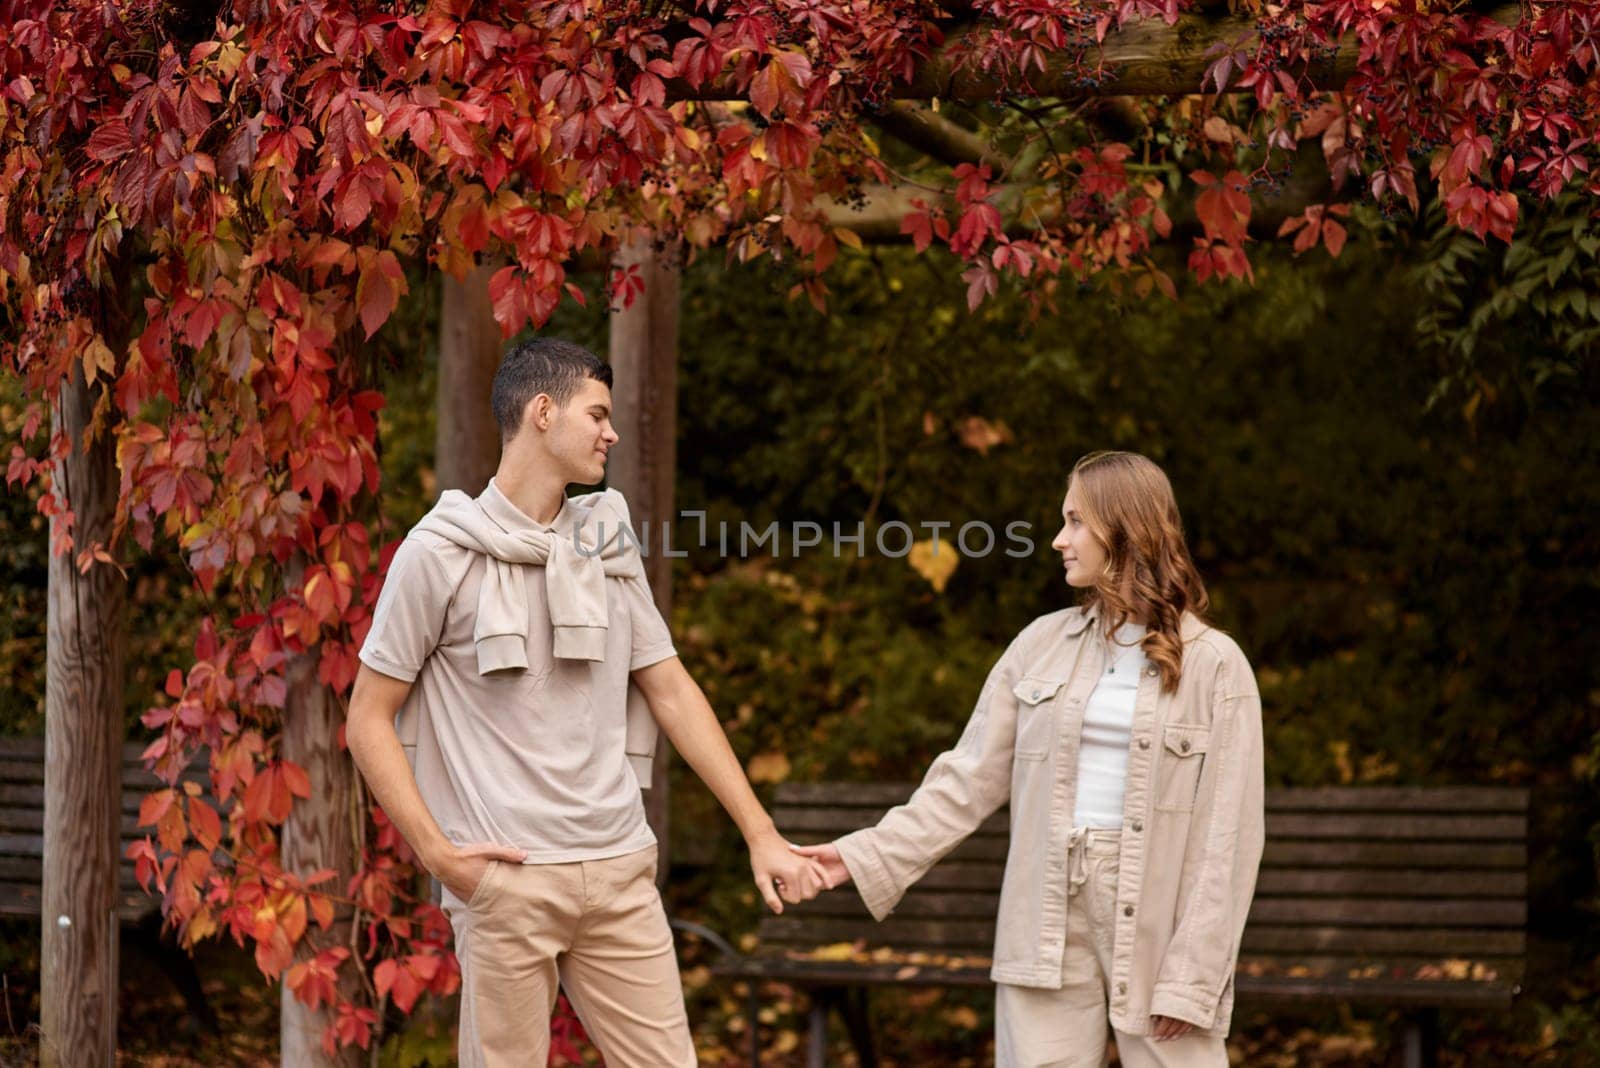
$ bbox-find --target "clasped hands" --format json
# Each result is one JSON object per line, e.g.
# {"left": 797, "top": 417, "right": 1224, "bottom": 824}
{"left": 746, "top": 830, "right": 841, "bottom": 914}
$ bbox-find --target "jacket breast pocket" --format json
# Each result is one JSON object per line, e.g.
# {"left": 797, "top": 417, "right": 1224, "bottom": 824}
{"left": 1011, "top": 677, "right": 1065, "bottom": 761}
{"left": 1155, "top": 724, "right": 1210, "bottom": 811}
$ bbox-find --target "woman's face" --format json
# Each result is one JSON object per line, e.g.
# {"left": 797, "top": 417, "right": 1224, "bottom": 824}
{"left": 1051, "top": 482, "right": 1107, "bottom": 589}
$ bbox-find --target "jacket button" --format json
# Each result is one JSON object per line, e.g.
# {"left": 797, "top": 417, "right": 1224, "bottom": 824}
{"left": 1123, "top": 905, "right": 1134, "bottom": 917}
{"left": 1131, "top": 820, "right": 1143, "bottom": 832}
{"left": 1180, "top": 739, "right": 1192, "bottom": 753}
{"left": 1117, "top": 982, "right": 1128, "bottom": 995}
{"left": 1031, "top": 688, "right": 1041, "bottom": 700}
{"left": 1138, "top": 738, "right": 1150, "bottom": 750}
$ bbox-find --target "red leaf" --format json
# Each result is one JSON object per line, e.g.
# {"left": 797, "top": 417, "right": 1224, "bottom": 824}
{"left": 901, "top": 208, "right": 934, "bottom": 253}
{"left": 86, "top": 121, "right": 135, "bottom": 162}
{"left": 189, "top": 797, "right": 223, "bottom": 851}
{"left": 280, "top": 760, "right": 313, "bottom": 800}
{"left": 356, "top": 250, "right": 406, "bottom": 339}
{"left": 139, "top": 787, "right": 176, "bottom": 829}
{"left": 1322, "top": 219, "right": 1348, "bottom": 257}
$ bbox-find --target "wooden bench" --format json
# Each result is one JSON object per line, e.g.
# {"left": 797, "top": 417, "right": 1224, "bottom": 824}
{"left": 707, "top": 782, "right": 1528, "bottom": 1068}
{"left": 0, "top": 736, "right": 216, "bottom": 1028}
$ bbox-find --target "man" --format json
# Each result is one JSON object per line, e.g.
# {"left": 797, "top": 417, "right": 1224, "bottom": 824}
{"left": 347, "top": 338, "right": 823, "bottom": 1066}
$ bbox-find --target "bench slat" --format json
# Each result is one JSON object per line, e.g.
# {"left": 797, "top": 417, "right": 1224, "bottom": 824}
{"left": 1265, "top": 813, "right": 1524, "bottom": 841}
{"left": 773, "top": 783, "right": 1530, "bottom": 815}
{"left": 784, "top": 891, "right": 998, "bottom": 920}
{"left": 1241, "top": 926, "right": 1524, "bottom": 956}
{"left": 1262, "top": 840, "right": 1525, "bottom": 870}
{"left": 774, "top": 807, "right": 1009, "bottom": 836}
{"left": 1248, "top": 898, "right": 1525, "bottom": 927}
{"left": 710, "top": 960, "right": 1520, "bottom": 1008}
{"left": 1256, "top": 870, "right": 1527, "bottom": 898}
{"left": 1235, "top": 975, "right": 1520, "bottom": 1009}
{"left": 757, "top": 921, "right": 1526, "bottom": 960}
{"left": 785, "top": 833, "right": 1011, "bottom": 864}
{"left": 776, "top": 811, "right": 1524, "bottom": 844}
{"left": 1263, "top": 788, "right": 1528, "bottom": 814}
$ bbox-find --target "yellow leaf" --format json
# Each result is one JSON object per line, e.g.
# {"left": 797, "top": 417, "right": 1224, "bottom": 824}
{"left": 183, "top": 909, "right": 218, "bottom": 944}
{"left": 747, "top": 751, "right": 791, "bottom": 784}
{"left": 833, "top": 227, "right": 863, "bottom": 251}
{"left": 908, "top": 539, "right": 959, "bottom": 593}
{"left": 944, "top": 1005, "right": 980, "bottom": 1029}
{"left": 1328, "top": 740, "right": 1354, "bottom": 785}
{"left": 956, "top": 415, "right": 1013, "bottom": 455}
{"left": 81, "top": 336, "right": 116, "bottom": 383}
{"left": 810, "top": 942, "right": 858, "bottom": 961}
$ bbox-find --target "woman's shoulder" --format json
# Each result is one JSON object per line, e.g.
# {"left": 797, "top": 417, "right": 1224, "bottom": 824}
{"left": 1008, "top": 606, "right": 1094, "bottom": 660}
{"left": 1180, "top": 615, "right": 1255, "bottom": 686}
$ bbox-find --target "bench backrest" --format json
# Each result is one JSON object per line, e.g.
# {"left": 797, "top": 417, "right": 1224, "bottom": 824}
{"left": 768, "top": 782, "right": 1529, "bottom": 997}
{"left": 0, "top": 737, "right": 208, "bottom": 920}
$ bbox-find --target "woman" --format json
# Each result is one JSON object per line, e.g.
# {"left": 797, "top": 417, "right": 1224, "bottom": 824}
{"left": 796, "top": 451, "right": 1264, "bottom": 1067}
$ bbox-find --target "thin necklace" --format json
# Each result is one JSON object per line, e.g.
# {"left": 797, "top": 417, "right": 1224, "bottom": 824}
{"left": 1104, "top": 631, "right": 1143, "bottom": 675}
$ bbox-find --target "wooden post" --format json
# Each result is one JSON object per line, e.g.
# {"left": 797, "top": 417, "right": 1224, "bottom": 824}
{"left": 41, "top": 363, "right": 126, "bottom": 1068}
{"left": 606, "top": 235, "right": 680, "bottom": 871}
{"left": 278, "top": 580, "right": 364, "bottom": 1067}
{"left": 436, "top": 264, "right": 505, "bottom": 496}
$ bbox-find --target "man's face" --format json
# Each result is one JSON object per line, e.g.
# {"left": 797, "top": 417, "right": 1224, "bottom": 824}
{"left": 543, "top": 377, "right": 619, "bottom": 486}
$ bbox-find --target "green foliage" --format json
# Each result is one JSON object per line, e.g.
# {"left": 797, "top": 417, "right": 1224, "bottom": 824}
{"left": 1413, "top": 192, "right": 1600, "bottom": 414}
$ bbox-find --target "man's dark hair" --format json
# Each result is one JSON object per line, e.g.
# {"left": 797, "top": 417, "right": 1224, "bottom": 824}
{"left": 491, "top": 338, "right": 614, "bottom": 440}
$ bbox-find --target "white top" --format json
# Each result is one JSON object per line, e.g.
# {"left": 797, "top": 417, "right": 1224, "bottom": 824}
{"left": 1072, "top": 623, "right": 1148, "bottom": 828}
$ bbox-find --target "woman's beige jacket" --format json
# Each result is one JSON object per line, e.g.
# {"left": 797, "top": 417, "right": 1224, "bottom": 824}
{"left": 835, "top": 606, "right": 1264, "bottom": 1037}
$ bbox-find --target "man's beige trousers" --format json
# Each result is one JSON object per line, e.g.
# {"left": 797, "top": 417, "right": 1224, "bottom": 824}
{"left": 443, "top": 845, "right": 696, "bottom": 1067}
{"left": 995, "top": 830, "right": 1229, "bottom": 1068}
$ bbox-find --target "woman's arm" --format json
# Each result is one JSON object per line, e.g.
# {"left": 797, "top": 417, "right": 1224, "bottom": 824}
{"left": 807, "top": 630, "right": 1035, "bottom": 920}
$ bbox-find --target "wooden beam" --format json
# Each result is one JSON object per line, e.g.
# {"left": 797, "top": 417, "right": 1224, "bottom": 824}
{"left": 874, "top": 102, "right": 1016, "bottom": 175}
{"left": 819, "top": 144, "right": 1335, "bottom": 242}
{"left": 41, "top": 362, "right": 126, "bottom": 1068}
{"left": 680, "top": 5, "right": 1517, "bottom": 101}
{"left": 606, "top": 236, "right": 681, "bottom": 880}
{"left": 278, "top": 622, "right": 363, "bottom": 1068}
{"left": 436, "top": 263, "right": 506, "bottom": 496}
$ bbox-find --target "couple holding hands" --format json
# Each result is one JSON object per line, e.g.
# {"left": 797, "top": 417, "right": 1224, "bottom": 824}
{"left": 347, "top": 338, "right": 1264, "bottom": 1068}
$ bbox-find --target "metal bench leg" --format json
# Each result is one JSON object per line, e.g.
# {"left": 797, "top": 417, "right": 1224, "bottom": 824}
{"left": 840, "top": 987, "right": 877, "bottom": 1068}
{"left": 807, "top": 993, "right": 830, "bottom": 1068}
{"left": 1401, "top": 1008, "right": 1440, "bottom": 1068}
{"left": 128, "top": 912, "right": 217, "bottom": 1033}
{"left": 746, "top": 982, "right": 761, "bottom": 1068}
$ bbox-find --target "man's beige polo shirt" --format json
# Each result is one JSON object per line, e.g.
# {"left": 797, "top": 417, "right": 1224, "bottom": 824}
{"left": 359, "top": 480, "right": 675, "bottom": 862}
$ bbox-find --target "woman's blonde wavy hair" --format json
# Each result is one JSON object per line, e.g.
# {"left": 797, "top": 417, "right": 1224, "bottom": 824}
{"left": 1068, "top": 451, "right": 1209, "bottom": 693}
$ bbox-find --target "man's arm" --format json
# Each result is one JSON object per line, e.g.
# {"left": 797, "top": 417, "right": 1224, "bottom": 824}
{"left": 346, "top": 664, "right": 526, "bottom": 900}
{"left": 631, "top": 656, "right": 825, "bottom": 913}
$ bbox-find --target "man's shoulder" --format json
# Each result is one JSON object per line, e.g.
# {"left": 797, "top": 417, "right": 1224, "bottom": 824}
{"left": 568, "top": 487, "right": 633, "bottom": 525}
{"left": 387, "top": 526, "right": 478, "bottom": 583}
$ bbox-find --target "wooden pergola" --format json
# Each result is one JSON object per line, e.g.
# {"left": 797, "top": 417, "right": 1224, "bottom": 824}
{"left": 37, "top": 2, "right": 1459, "bottom": 1060}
